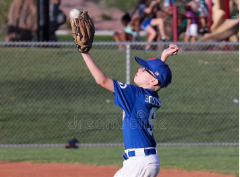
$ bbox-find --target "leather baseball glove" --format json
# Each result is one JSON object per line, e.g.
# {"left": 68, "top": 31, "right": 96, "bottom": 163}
{"left": 70, "top": 10, "right": 95, "bottom": 53}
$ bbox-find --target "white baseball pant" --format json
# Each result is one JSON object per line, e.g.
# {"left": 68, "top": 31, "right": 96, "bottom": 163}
{"left": 114, "top": 148, "right": 160, "bottom": 177}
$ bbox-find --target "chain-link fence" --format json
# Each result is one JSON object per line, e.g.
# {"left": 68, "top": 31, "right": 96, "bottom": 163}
{"left": 0, "top": 42, "right": 238, "bottom": 146}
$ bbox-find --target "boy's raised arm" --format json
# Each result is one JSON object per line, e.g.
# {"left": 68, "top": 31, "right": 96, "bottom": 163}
{"left": 81, "top": 53, "right": 114, "bottom": 92}
{"left": 70, "top": 11, "right": 114, "bottom": 92}
{"left": 161, "top": 44, "right": 179, "bottom": 62}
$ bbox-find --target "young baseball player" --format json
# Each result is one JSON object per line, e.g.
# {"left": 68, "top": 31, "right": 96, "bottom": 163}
{"left": 80, "top": 44, "right": 178, "bottom": 177}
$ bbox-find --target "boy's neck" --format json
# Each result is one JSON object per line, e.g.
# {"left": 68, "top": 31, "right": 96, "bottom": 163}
{"left": 139, "top": 85, "right": 156, "bottom": 91}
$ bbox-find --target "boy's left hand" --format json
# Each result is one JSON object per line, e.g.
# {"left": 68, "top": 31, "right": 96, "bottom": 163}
{"left": 163, "top": 44, "right": 179, "bottom": 57}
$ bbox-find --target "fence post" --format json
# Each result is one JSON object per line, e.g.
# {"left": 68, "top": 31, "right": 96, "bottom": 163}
{"left": 225, "top": 0, "right": 230, "bottom": 51}
{"left": 38, "top": 0, "right": 50, "bottom": 41}
{"left": 172, "top": 5, "right": 178, "bottom": 42}
{"left": 126, "top": 44, "right": 131, "bottom": 84}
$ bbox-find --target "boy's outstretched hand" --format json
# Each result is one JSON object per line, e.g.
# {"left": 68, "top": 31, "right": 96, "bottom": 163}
{"left": 161, "top": 44, "right": 179, "bottom": 62}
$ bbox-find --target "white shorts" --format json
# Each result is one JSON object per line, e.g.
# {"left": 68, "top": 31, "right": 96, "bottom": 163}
{"left": 114, "top": 148, "right": 160, "bottom": 177}
{"left": 185, "top": 24, "right": 198, "bottom": 36}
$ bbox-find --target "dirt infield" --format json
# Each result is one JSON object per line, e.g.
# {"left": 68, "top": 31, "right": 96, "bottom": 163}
{"left": 0, "top": 161, "right": 234, "bottom": 177}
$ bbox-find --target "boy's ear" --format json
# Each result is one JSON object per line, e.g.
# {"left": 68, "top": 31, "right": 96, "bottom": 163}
{"left": 151, "top": 78, "right": 159, "bottom": 86}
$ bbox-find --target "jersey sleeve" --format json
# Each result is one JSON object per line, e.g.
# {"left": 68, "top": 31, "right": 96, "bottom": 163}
{"left": 113, "top": 79, "right": 139, "bottom": 114}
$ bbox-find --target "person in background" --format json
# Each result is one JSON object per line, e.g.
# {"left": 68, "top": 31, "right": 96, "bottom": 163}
{"left": 138, "top": 0, "right": 167, "bottom": 50}
{"left": 114, "top": 13, "right": 139, "bottom": 50}
{"left": 184, "top": 5, "right": 198, "bottom": 42}
{"left": 187, "top": 0, "right": 210, "bottom": 34}
{"left": 163, "top": 0, "right": 175, "bottom": 7}
{"left": 195, "top": 0, "right": 210, "bottom": 33}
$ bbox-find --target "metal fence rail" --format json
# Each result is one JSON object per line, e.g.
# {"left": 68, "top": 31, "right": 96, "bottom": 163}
{"left": 0, "top": 42, "right": 238, "bottom": 146}
{"left": 0, "top": 41, "right": 238, "bottom": 45}
{"left": 0, "top": 143, "right": 238, "bottom": 148}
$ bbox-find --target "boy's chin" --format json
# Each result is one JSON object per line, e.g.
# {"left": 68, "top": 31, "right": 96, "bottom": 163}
{"left": 134, "top": 80, "right": 140, "bottom": 87}
{"left": 133, "top": 80, "right": 137, "bottom": 85}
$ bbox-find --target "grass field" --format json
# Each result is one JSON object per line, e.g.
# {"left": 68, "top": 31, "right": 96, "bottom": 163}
{"left": 0, "top": 146, "right": 238, "bottom": 175}
{"left": 0, "top": 46, "right": 238, "bottom": 144}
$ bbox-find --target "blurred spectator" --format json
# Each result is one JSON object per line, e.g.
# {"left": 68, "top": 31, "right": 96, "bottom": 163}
{"left": 196, "top": 0, "right": 210, "bottom": 33}
{"left": 164, "top": 0, "right": 175, "bottom": 7}
{"left": 114, "top": 13, "right": 139, "bottom": 50}
{"left": 138, "top": 0, "right": 167, "bottom": 50}
{"left": 187, "top": 0, "right": 210, "bottom": 33}
{"left": 184, "top": 5, "right": 198, "bottom": 42}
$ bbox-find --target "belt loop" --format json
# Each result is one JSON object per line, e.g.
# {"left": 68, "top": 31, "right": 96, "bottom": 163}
{"left": 122, "top": 153, "right": 128, "bottom": 160}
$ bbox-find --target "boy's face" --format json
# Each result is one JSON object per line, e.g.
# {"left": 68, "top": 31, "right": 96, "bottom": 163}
{"left": 134, "top": 67, "right": 156, "bottom": 87}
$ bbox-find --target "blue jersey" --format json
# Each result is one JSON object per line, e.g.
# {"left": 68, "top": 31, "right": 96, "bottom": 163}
{"left": 113, "top": 80, "right": 161, "bottom": 149}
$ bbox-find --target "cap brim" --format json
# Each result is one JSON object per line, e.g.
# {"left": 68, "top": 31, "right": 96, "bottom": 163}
{"left": 135, "top": 56, "right": 152, "bottom": 71}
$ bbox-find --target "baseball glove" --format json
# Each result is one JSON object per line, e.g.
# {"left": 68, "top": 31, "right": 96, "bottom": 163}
{"left": 70, "top": 10, "right": 95, "bottom": 53}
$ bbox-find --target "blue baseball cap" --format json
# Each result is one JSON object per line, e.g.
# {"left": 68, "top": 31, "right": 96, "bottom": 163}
{"left": 135, "top": 56, "right": 172, "bottom": 88}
